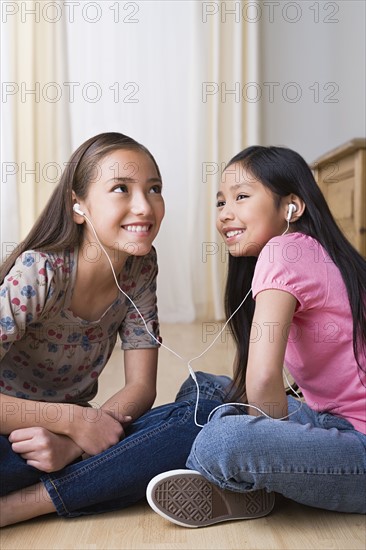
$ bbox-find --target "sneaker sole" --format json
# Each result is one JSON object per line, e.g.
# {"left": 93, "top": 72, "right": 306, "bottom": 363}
{"left": 146, "top": 469, "right": 275, "bottom": 528}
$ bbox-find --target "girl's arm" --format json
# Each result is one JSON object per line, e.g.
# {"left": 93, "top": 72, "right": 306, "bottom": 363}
{"left": 1, "top": 392, "right": 124, "bottom": 456}
{"left": 8, "top": 428, "right": 84, "bottom": 472}
{"left": 0, "top": 392, "right": 78, "bottom": 435}
{"left": 246, "top": 289, "right": 297, "bottom": 419}
{"left": 101, "top": 348, "right": 158, "bottom": 421}
{"left": 8, "top": 347, "right": 158, "bottom": 472}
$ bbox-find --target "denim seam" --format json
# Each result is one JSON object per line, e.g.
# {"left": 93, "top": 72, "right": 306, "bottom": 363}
{"left": 46, "top": 409, "right": 193, "bottom": 487}
{"left": 217, "top": 470, "right": 366, "bottom": 494}
{"left": 251, "top": 469, "right": 365, "bottom": 475}
{"left": 229, "top": 467, "right": 366, "bottom": 478}
{"left": 44, "top": 477, "right": 69, "bottom": 515}
{"left": 189, "top": 448, "right": 366, "bottom": 491}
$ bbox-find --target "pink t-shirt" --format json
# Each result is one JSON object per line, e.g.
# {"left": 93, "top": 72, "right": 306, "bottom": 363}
{"left": 252, "top": 232, "right": 366, "bottom": 434}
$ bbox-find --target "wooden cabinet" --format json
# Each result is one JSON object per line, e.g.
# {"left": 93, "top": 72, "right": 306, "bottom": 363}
{"left": 311, "top": 138, "right": 366, "bottom": 257}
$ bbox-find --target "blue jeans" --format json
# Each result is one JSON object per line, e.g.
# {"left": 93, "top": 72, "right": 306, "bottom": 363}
{"left": 186, "top": 396, "right": 366, "bottom": 514}
{"left": 0, "top": 372, "right": 230, "bottom": 517}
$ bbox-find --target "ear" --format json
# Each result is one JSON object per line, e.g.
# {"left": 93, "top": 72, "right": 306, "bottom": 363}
{"left": 71, "top": 192, "right": 85, "bottom": 225}
{"left": 286, "top": 194, "right": 306, "bottom": 222}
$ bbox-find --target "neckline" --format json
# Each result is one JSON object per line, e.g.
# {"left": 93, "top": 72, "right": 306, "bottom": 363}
{"left": 64, "top": 247, "right": 122, "bottom": 324}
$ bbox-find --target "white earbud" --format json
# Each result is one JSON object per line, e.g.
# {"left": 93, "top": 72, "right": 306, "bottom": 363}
{"left": 286, "top": 203, "right": 297, "bottom": 222}
{"left": 73, "top": 203, "right": 85, "bottom": 216}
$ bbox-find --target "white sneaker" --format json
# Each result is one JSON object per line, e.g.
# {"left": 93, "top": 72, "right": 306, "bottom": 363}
{"left": 146, "top": 469, "right": 275, "bottom": 528}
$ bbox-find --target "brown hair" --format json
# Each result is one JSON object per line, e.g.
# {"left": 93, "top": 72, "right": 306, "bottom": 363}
{"left": 1, "top": 132, "right": 161, "bottom": 283}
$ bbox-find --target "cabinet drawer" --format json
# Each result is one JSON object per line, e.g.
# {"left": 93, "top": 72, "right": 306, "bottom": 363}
{"left": 311, "top": 139, "right": 366, "bottom": 257}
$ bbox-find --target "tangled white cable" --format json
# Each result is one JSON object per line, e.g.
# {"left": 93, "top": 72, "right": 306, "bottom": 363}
{"left": 81, "top": 211, "right": 302, "bottom": 427}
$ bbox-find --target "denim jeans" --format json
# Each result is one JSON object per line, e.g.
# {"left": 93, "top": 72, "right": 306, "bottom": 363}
{"left": 186, "top": 396, "right": 366, "bottom": 514}
{"left": 0, "top": 372, "right": 230, "bottom": 517}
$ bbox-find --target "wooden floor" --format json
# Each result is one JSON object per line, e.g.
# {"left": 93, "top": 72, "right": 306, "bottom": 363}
{"left": 1, "top": 323, "right": 365, "bottom": 549}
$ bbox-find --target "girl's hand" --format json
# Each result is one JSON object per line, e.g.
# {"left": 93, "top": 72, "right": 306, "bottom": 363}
{"left": 79, "top": 415, "right": 133, "bottom": 461}
{"left": 103, "top": 405, "right": 133, "bottom": 427}
{"left": 9, "top": 427, "right": 83, "bottom": 472}
{"left": 68, "top": 407, "right": 127, "bottom": 456}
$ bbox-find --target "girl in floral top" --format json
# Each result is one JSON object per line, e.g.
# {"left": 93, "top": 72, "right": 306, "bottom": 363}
{"left": 0, "top": 132, "right": 229, "bottom": 525}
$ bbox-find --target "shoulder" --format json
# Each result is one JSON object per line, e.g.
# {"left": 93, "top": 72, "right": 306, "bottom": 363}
{"left": 15, "top": 248, "right": 75, "bottom": 276}
{"left": 119, "top": 247, "right": 158, "bottom": 296}
{"left": 2, "top": 248, "right": 76, "bottom": 293}
{"left": 3, "top": 250, "right": 53, "bottom": 283}
{"left": 258, "top": 232, "right": 326, "bottom": 265}
{"left": 0, "top": 249, "right": 76, "bottom": 327}
{"left": 255, "top": 233, "right": 329, "bottom": 277}
{"left": 124, "top": 247, "right": 158, "bottom": 279}
{"left": 252, "top": 233, "right": 329, "bottom": 308}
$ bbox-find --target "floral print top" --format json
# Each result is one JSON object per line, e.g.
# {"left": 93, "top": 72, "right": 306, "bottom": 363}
{"left": 0, "top": 247, "right": 160, "bottom": 405}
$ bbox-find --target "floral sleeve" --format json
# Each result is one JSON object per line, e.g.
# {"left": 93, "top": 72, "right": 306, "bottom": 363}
{"left": 0, "top": 251, "right": 55, "bottom": 359}
{"left": 119, "top": 249, "right": 161, "bottom": 350}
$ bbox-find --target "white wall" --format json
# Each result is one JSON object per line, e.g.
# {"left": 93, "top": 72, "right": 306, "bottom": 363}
{"left": 259, "top": 0, "right": 366, "bottom": 163}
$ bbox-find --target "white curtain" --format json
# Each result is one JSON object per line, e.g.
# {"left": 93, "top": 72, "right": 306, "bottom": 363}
{"left": 1, "top": 9, "right": 19, "bottom": 258}
{"left": 1, "top": 1, "right": 258, "bottom": 322}
{"left": 186, "top": 5, "right": 260, "bottom": 320}
{"left": 1, "top": 0, "right": 71, "bottom": 258}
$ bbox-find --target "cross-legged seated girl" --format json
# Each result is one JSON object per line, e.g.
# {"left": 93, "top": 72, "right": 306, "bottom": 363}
{"left": 147, "top": 146, "right": 366, "bottom": 527}
{"left": 0, "top": 132, "right": 230, "bottom": 526}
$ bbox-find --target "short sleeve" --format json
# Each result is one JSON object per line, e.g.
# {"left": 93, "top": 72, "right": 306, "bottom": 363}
{"left": 251, "top": 234, "right": 328, "bottom": 312}
{"left": 119, "top": 248, "right": 161, "bottom": 350}
{"left": 0, "top": 251, "right": 56, "bottom": 360}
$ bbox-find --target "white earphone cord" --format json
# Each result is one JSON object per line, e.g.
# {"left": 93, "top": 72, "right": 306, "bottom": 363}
{"left": 82, "top": 213, "right": 302, "bottom": 427}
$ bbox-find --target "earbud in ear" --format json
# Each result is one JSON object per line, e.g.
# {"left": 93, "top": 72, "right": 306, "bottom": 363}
{"left": 286, "top": 203, "right": 297, "bottom": 222}
{"left": 73, "top": 203, "right": 85, "bottom": 216}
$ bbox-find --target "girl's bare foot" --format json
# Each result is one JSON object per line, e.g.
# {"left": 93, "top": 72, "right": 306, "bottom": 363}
{"left": 0, "top": 483, "right": 56, "bottom": 527}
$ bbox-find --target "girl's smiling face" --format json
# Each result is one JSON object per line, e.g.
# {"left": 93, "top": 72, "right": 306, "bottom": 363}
{"left": 216, "top": 162, "right": 288, "bottom": 256}
{"left": 77, "top": 149, "right": 165, "bottom": 260}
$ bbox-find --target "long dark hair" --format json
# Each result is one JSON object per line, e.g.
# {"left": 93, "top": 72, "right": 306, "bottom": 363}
{"left": 224, "top": 146, "right": 366, "bottom": 400}
{"left": 1, "top": 132, "right": 161, "bottom": 283}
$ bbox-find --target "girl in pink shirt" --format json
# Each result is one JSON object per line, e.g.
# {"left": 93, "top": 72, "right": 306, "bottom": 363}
{"left": 147, "top": 145, "right": 366, "bottom": 527}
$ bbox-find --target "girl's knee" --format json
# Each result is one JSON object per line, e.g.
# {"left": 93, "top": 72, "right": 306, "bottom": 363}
{"left": 188, "top": 416, "right": 240, "bottom": 473}
{"left": 175, "top": 372, "right": 232, "bottom": 404}
{"left": 187, "top": 414, "right": 275, "bottom": 475}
